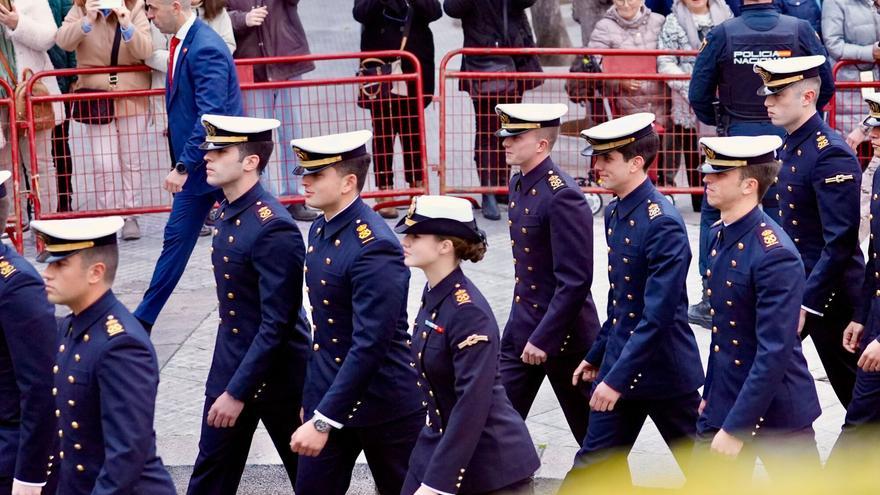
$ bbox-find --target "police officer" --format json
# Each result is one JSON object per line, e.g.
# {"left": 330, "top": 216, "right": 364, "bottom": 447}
{"left": 828, "top": 94, "right": 880, "bottom": 463}
{"left": 287, "top": 131, "right": 423, "bottom": 494}
{"left": 687, "top": 0, "right": 833, "bottom": 328}
{"left": 32, "top": 216, "right": 175, "bottom": 494}
{"left": 568, "top": 114, "right": 703, "bottom": 476}
{"left": 0, "top": 171, "right": 57, "bottom": 495}
{"left": 758, "top": 55, "right": 863, "bottom": 408}
{"left": 697, "top": 135, "right": 821, "bottom": 476}
{"left": 497, "top": 103, "right": 600, "bottom": 444}
{"left": 185, "top": 115, "right": 310, "bottom": 494}
{"left": 396, "top": 195, "right": 540, "bottom": 495}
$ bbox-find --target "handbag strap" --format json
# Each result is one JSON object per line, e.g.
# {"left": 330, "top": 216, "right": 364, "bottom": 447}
{"left": 398, "top": 2, "right": 414, "bottom": 51}
{"left": 109, "top": 23, "right": 122, "bottom": 88}
{"left": 0, "top": 48, "right": 17, "bottom": 87}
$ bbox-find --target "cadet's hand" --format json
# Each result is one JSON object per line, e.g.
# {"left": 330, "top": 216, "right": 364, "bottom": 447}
{"left": 710, "top": 429, "right": 743, "bottom": 457}
{"left": 572, "top": 360, "right": 599, "bottom": 385}
{"left": 290, "top": 419, "right": 329, "bottom": 457}
{"left": 207, "top": 392, "right": 244, "bottom": 428}
{"left": 797, "top": 308, "right": 807, "bottom": 336}
{"left": 621, "top": 79, "right": 641, "bottom": 92}
{"left": 843, "top": 321, "right": 865, "bottom": 353}
{"left": 857, "top": 339, "right": 880, "bottom": 372}
{"left": 698, "top": 399, "right": 707, "bottom": 415}
{"left": 589, "top": 381, "right": 621, "bottom": 412}
{"left": 520, "top": 341, "right": 547, "bottom": 365}
{"left": 11, "top": 481, "right": 41, "bottom": 495}
{"left": 163, "top": 170, "right": 187, "bottom": 193}
{"left": 245, "top": 6, "right": 268, "bottom": 26}
{"left": 846, "top": 127, "right": 866, "bottom": 152}
{"left": 413, "top": 486, "right": 439, "bottom": 495}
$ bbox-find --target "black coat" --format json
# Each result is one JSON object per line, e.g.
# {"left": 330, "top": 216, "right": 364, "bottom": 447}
{"left": 354, "top": 0, "right": 442, "bottom": 99}
{"left": 444, "top": 0, "right": 542, "bottom": 77}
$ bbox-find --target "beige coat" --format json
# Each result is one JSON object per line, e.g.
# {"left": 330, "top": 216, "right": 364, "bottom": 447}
{"left": 55, "top": 0, "right": 153, "bottom": 117}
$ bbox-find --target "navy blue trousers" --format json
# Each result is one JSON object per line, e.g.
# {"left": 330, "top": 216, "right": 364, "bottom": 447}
{"left": 827, "top": 366, "right": 880, "bottom": 467}
{"left": 295, "top": 410, "right": 422, "bottom": 495}
{"left": 135, "top": 187, "right": 221, "bottom": 325}
{"left": 186, "top": 395, "right": 301, "bottom": 495}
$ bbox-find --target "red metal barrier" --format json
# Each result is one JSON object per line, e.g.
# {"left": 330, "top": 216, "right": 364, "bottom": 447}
{"left": 1, "top": 78, "right": 24, "bottom": 253}
{"left": 438, "top": 48, "right": 707, "bottom": 200}
{"left": 828, "top": 60, "right": 880, "bottom": 168}
{"left": 23, "top": 51, "right": 428, "bottom": 221}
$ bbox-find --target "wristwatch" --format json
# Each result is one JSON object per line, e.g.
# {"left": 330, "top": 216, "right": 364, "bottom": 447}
{"left": 173, "top": 162, "right": 188, "bottom": 175}
{"left": 313, "top": 419, "right": 332, "bottom": 433}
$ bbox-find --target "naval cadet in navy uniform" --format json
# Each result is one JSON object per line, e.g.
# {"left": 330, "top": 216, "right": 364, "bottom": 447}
{"left": 32, "top": 217, "right": 175, "bottom": 494}
{"left": 758, "top": 55, "right": 863, "bottom": 408}
{"left": 697, "top": 136, "right": 821, "bottom": 475}
{"left": 496, "top": 104, "right": 600, "bottom": 444}
{"left": 185, "top": 115, "right": 310, "bottom": 494}
{"left": 0, "top": 171, "right": 57, "bottom": 495}
{"left": 828, "top": 94, "right": 880, "bottom": 463}
{"left": 288, "top": 131, "right": 423, "bottom": 494}
{"left": 395, "top": 195, "right": 540, "bottom": 495}
{"left": 567, "top": 114, "right": 703, "bottom": 478}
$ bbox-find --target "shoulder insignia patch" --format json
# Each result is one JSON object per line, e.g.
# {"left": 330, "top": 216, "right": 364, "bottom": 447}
{"left": 548, "top": 173, "right": 565, "bottom": 191}
{"left": 454, "top": 288, "right": 472, "bottom": 305}
{"left": 0, "top": 259, "right": 16, "bottom": 279}
{"left": 825, "top": 174, "right": 854, "bottom": 184}
{"left": 647, "top": 202, "right": 662, "bottom": 220}
{"left": 106, "top": 315, "right": 125, "bottom": 337}
{"left": 256, "top": 205, "right": 274, "bottom": 223}
{"left": 816, "top": 134, "right": 830, "bottom": 150}
{"left": 457, "top": 334, "right": 489, "bottom": 350}
{"left": 356, "top": 223, "right": 375, "bottom": 244}
{"left": 759, "top": 228, "right": 780, "bottom": 250}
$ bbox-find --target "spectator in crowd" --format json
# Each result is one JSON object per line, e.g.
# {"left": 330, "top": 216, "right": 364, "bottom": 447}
{"left": 0, "top": 0, "right": 64, "bottom": 224}
{"left": 353, "top": 0, "right": 441, "bottom": 219}
{"left": 657, "top": 0, "right": 732, "bottom": 210}
{"left": 48, "top": 0, "right": 77, "bottom": 213}
{"left": 588, "top": 0, "right": 667, "bottom": 127}
{"left": 56, "top": 0, "right": 153, "bottom": 240}
{"left": 572, "top": 0, "right": 612, "bottom": 46}
{"left": 146, "top": 0, "right": 235, "bottom": 236}
{"left": 444, "top": 0, "right": 543, "bottom": 221}
{"left": 822, "top": 0, "right": 880, "bottom": 150}
{"left": 227, "top": 0, "right": 319, "bottom": 221}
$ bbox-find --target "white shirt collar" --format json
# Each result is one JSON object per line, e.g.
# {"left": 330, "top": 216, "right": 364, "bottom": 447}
{"left": 175, "top": 11, "right": 196, "bottom": 41}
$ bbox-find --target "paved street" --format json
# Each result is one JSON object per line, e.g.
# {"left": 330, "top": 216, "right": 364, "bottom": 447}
{"left": 3, "top": 1, "right": 851, "bottom": 493}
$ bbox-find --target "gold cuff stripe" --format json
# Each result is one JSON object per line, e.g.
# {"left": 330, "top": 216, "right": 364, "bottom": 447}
{"left": 590, "top": 137, "right": 636, "bottom": 151}
{"left": 44, "top": 241, "right": 95, "bottom": 252}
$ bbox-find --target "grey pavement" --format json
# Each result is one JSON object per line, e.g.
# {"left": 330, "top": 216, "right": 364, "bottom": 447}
{"left": 3, "top": 1, "right": 849, "bottom": 493}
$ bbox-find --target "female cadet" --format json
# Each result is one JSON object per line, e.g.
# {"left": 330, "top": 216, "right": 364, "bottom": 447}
{"left": 395, "top": 195, "right": 540, "bottom": 495}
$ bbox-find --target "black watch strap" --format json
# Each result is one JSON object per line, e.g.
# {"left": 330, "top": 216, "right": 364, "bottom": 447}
{"left": 174, "top": 162, "right": 188, "bottom": 175}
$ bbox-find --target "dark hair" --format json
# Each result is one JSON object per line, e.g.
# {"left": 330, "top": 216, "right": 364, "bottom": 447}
{"left": 236, "top": 142, "right": 275, "bottom": 174}
{"left": 200, "top": 0, "right": 226, "bottom": 21}
{"left": 738, "top": 161, "right": 781, "bottom": 200}
{"left": 333, "top": 154, "right": 371, "bottom": 192}
{"left": 438, "top": 235, "right": 487, "bottom": 263}
{"left": 535, "top": 127, "right": 560, "bottom": 151}
{"left": 617, "top": 132, "right": 660, "bottom": 171}
{"left": 79, "top": 244, "right": 119, "bottom": 284}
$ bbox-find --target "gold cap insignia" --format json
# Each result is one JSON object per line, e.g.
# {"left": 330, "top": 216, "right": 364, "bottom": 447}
{"left": 499, "top": 113, "right": 510, "bottom": 125}
{"left": 295, "top": 148, "right": 308, "bottom": 161}
{"left": 704, "top": 147, "right": 716, "bottom": 160}
{"left": 204, "top": 122, "right": 217, "bottom": 137}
